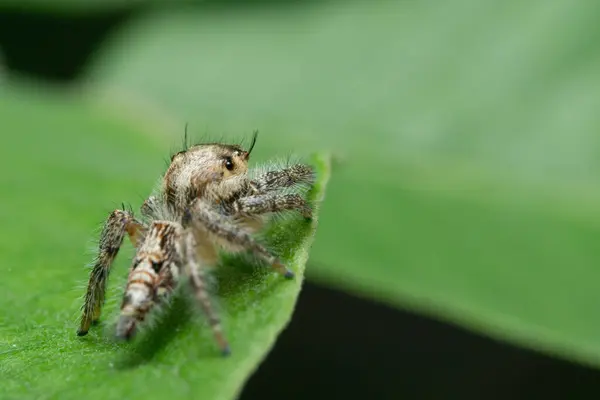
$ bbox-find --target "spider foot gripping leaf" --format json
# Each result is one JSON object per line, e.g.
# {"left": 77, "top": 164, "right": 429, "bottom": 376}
{"left": 76, "top": 131, "right": 315, "bottom": 356}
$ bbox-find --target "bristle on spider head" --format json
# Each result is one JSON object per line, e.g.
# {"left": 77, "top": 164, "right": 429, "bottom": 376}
{"left": 183, "top": 122, "right": 190, "bottom": 151}
{"left": 247, "top": 130, "right": 258, "bottom": 156}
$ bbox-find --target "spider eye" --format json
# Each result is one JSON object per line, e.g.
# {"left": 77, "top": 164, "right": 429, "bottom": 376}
{"left": 224, "top": 157, "right": 234, "bottom": 171}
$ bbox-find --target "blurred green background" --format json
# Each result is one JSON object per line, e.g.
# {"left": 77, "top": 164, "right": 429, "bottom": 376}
{"left": 2, "top": 0, "right": 600, "bottom": 398}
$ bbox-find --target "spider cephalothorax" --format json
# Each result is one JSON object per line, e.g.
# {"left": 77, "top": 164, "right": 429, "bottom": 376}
{"left": 77, "top": 131, "right": 314, "bottom": 355}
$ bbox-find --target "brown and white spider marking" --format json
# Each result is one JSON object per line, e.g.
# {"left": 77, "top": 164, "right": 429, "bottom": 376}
{"left": 77, "top": 131, "right": 314, "bottom": 355}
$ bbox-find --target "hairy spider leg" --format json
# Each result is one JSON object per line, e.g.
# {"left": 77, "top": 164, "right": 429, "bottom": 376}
{"left": 249, "top": 164, "right": 315, "bottom": 193}
{"left": 184, "top": 231, "right": 231, "bottom": 356}
{"left": 116, "top": 221, "right": 181, "bottom": 340}
{"left": 187, "top": 198, "right": 295, "bottom": 279}
{"left": 232, "top": 193, "right": 312, "bottom": 219}
{"left": 78, "top": 209, "right": 146, "bottom": 336}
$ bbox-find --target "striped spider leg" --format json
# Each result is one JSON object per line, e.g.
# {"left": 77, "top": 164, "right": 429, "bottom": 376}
{"left": 115, "top": 221, "right": 230, "bottom": 354}
{"left": 77, "top": 209, "right": 146, "bottom": 336}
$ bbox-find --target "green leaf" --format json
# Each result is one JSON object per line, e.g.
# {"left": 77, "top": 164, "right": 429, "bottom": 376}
{"left": 85, "top": 0, "right": 600, "bottom": 367}
{"left": 0, "top": 82, "right": 330, "bottom": 399}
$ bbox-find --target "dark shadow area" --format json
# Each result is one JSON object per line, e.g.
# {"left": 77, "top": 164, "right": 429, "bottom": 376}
{"left": 0, "top": 9, "right": 133, "bottom": 82}
{"left": 241, "top": 280, "right": 600, "bottom": 400}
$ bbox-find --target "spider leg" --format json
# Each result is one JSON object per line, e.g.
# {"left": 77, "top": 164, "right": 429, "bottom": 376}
{"left": 78, "top": 209, "right": 146, "bottom": 336}
{"left": 250, "top": 164, "right": 314, "bottom": 194}
{"left": 140, "top": 195, "right": 159, "bottom": 219}
{"left": 183, "top": 231, "right": 230, "bottom": 356}
{"left": 233, "top": 193, "right": 312, "bottom": 219}
{"left": 116, "top": 221, "right": 181, "bottom": 340}
{"left": 186, "top": 198, "right": 294, "bottom": 278}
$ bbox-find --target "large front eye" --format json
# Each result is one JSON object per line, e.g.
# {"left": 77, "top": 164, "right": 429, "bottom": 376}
{"left": 224, "top": 157, "right": 234, "bottom": 171}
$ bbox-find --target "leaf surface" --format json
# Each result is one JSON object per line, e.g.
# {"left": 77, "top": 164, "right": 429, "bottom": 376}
{"left": 0, "top": 82, "right": 330, "bottom": 400}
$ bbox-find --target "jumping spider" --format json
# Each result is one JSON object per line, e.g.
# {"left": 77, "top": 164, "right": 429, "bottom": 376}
{"left": 77, "top": 131, "right": 315, "bottom": 355}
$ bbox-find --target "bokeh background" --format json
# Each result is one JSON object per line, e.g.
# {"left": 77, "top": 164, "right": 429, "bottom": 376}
{"left": 2, "top": 0, "right": 600, "bottom": 398}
